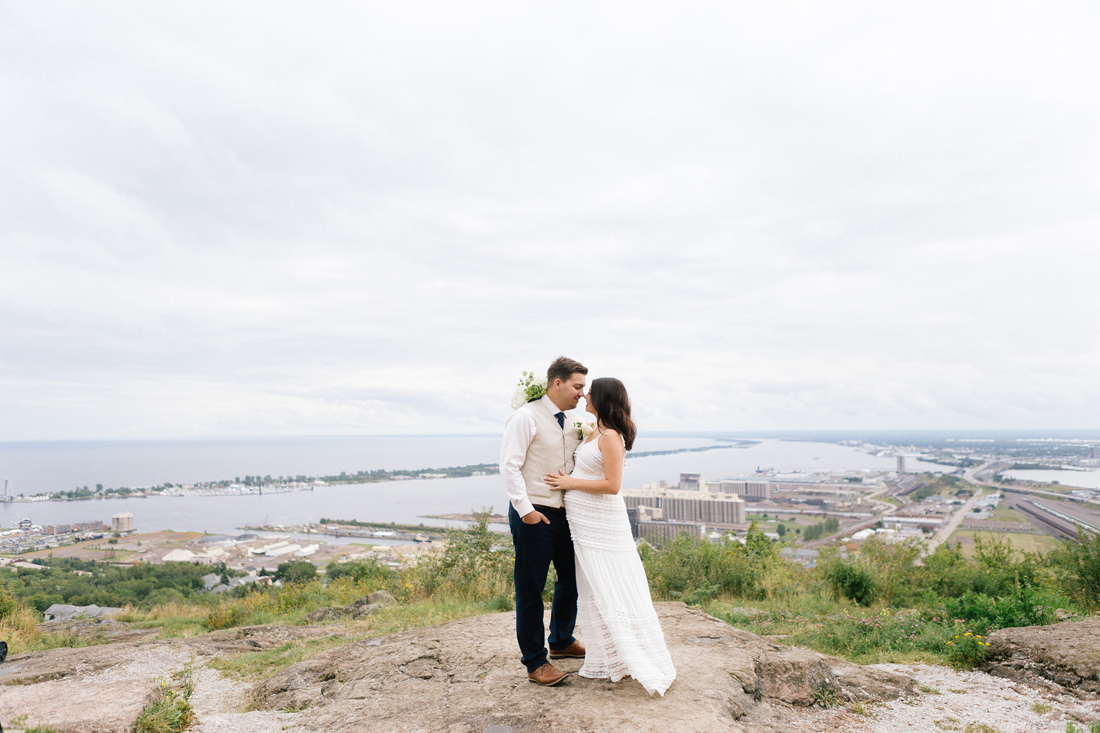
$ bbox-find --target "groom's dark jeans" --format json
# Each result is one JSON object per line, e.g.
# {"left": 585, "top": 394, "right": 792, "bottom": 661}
{"left": 509, "top": 504, "right": 578, "bottom": 674}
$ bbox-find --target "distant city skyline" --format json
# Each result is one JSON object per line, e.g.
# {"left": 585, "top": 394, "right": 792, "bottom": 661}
{"left": 2, "top": 3, "right": 1098, "bottom": 440}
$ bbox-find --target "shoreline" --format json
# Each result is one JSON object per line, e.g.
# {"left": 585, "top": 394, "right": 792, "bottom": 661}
{"left": 5, "top": 442, "right": 756, "bottom": 503}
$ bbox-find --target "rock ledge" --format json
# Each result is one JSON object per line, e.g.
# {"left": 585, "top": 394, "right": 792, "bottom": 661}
{"left": 0, "top": 602, "right": 915, "bottom": 733}
{"left": 985, "top": 616, "right": 1100, "bottom": 698}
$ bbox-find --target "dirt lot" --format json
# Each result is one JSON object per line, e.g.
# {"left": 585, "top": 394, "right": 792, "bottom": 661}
{"left": 12, "top": 531, "right": 205, "bottom": 562}
{"left": 947, "top": 529, "right": 1063, "bottom": 557}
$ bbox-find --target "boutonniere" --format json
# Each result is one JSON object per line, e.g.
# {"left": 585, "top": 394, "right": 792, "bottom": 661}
{"left": 574, "top": 421, "right": 595, "bottom": 440}
{"left": 510, "top": 371, "right": 547, "bottom": 410}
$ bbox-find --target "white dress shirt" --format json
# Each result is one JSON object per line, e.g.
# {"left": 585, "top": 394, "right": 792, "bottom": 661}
{"left": 500, "top": 394, "right": 567, "bottom": 517}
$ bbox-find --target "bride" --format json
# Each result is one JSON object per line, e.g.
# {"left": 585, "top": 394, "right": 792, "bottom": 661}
{"left": 545, "top": 377, "right": 676, "bottom": 696}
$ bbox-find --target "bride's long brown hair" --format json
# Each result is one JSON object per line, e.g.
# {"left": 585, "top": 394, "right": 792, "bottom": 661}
{"left": 589, "top": 377, "right": 636, "bottom": 451}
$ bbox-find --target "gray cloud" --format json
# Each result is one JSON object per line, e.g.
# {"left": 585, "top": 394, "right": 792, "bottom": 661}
{"left": 1, "top": 2, "right": 1099, "bottom": 439}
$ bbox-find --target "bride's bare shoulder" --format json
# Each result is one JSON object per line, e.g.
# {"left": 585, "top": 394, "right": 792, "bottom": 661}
{"left": 598, "top": 428, "right": 624, "bottom": 448}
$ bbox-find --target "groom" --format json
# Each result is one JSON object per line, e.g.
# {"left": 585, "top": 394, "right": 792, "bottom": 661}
{"left": 500, "top": 356, "right": 588, "bottom": 686}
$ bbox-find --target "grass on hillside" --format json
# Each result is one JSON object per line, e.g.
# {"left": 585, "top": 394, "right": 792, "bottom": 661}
{"left": 0, "top": 600, "right": 110, "bottom": 654}
{"left": 948, "top": 530, "right": 1062, "bottom": 557}
{"left": 989, "top": 504, "right": 1030, "bottom": 523}
{"left": 6, "top": 514, "right": 1100, "bottom": 681}
{"left": 754, "top": 517, "right": 810, "bottom": 540}
{"left": 206, "top": 596, "right": 499, "bottom": 679}
{"left": 706, "top": 593, "right": 997, "bottom": 665}
{"left": 909, "top": 475, "right": 978, "bottom": 503}
{"left": 207, "top": 634, "right": 368, "bottom": 680}
{"left": 115, "top": 602, "right": 210, "bottom": 639}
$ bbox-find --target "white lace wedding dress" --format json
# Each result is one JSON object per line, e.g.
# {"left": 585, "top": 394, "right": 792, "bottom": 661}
{"left": 563, "top": 433, "right": 677, "bottom": 696}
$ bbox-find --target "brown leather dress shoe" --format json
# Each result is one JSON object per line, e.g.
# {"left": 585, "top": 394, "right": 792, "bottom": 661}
{"left": 527, "top": 663, "right": 568, "bottom": 686}
{"left": 548, "top": 640, "right": 586, "bottom": 659}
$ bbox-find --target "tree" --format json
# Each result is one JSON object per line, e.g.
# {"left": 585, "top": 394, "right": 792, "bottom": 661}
{"left": 327, "top": 559, "right": 389, "bottom": 584}
{"left": 744, "top": 519, "right": 776, "bottom": 559}
{"left": 274, "top": 561, "right": 317, "bottom": 584}
{"left": 1052, "top": 529, "right": 1100, "bottom": 610}
{"left": 776, "top": 523, "right": 787, "bottom": 537}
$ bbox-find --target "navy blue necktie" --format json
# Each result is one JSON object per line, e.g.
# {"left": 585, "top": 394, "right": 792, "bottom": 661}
{"left": 555, "top": 412, "right": 565, "bottom": 429}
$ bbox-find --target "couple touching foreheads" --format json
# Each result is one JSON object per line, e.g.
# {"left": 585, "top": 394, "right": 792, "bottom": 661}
{"left": 498, "top": 357, "right": 676, "bottom": 696}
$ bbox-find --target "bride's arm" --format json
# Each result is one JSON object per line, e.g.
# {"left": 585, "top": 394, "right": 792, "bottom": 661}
{"left": 545, "top": 431, "right": 625, "bottom": 495}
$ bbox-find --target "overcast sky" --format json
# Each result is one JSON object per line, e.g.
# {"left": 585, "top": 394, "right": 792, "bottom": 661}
{"left": 1, "top": 2, "right": 1098, "bottom": 440}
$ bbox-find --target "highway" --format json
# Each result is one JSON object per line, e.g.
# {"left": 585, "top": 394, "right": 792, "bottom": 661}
{"left": 963, "top": 461, "right": 1099, "bottom": 543}
{"left": 922, "top": 485, "right": 983, "bottom": 556}
{"left": 965, "top": 460, "right": 1090, "bottom": 502}
{"left": 918, "top": 461, "right": 1004, "bottom": 556}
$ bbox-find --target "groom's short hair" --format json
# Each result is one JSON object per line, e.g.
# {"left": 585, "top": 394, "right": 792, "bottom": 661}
{"left": 547, "top": 356, "right": 588, "bottom": 386}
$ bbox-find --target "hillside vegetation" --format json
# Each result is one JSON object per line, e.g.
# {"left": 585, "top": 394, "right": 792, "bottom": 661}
{"left": 3, "top": 512, "right": 1099, "bottom": 672}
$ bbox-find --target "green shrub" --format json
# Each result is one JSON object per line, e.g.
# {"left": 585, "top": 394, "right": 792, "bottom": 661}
{"left": 28, "top": 591, "right": 64, "bottom": 613}
{"left": 134, "top": 679, "right": 193, "bottom": 733}
{"left": 940, "top": 589, "right": 1061, "bottom": 633}
{"left": 786, "top": 609, "right": 990, "bottom": 664}
{"left": 1065, "top": 721, "right": 1100, "bottom": 733}
{"left": 803, "top": 517, "right": 840, "bottom": 542}
{"left": 484, "top": 594, "right": 515, "bottom": 612}
{"left": 273, "top": 561, "right": 318, "bottom": 585}
{"left": 0, "top": 586, "right": 17, "bottom": 619}
{"left": 945, "top": 630, "right": 990, "bottom": 669}
{"left": 922, "top": 542, "right": 978, "bottom": 597}
{"left": 860, "top": 537, "right": 923, "bottom": 605}
{"left": 641, "top": 532, "right": 761, "bottom": 601}
{"left": 326, "top": 559, "right": 391, "bottom": 586}
{"left": 143, "top": 588, "right": 187, "bottom": 607}
{"left": 1051, "top": 529, "right": 1100, "bottom": 611}
{"left": 396, "top": 509, "right": 514, "bottom": 602}
{"left": 825, "top": 562, "right": 876, "bottom": 606}
{"left": 969, "top": 535, "right": 1045, "bottom": 596}
{"left": 205, "top": 604, "right": 244, "bottom": 630}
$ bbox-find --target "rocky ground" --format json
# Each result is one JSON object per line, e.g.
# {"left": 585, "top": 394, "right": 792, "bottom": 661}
{"left": 0, "top": 604, "right": 1097, "bottom": 733}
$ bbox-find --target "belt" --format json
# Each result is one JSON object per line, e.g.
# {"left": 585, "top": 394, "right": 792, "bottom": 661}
{"left": 532, "top": 504, "right": 566, "bottom": 514}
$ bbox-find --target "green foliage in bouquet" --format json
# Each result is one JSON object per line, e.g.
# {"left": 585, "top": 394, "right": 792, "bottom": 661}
{"left": 511, "top": 371, "right": 548, "bottom": 409}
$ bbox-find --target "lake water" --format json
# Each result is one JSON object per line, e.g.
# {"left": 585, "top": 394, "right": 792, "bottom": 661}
{"left": 1002, "top": 468, "right": 1100, "bottom": 489}
{"left": 0, "top": 436, "right": 942, "bottom": 538}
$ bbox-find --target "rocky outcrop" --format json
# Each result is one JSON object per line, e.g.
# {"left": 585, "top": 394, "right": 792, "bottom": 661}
{"left": 253, "top": 603, "right": 913, "bottom": 733}
{"left": 304, "top": 589, "right": 397, "bottom": 623}
{"left": 0, "top": 602, "right": 913, "bottom": 733}
{"left": 985, "top": 616, "right": 1100, "bottom": 697}
{"left": 0, "top": 642, "right": 193, "bottom": 733}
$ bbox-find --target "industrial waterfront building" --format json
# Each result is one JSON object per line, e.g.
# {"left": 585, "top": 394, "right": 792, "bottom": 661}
{"left": 44, "top": 520, "right": 108, "bottom": 535}
{"left": 643, "top": 473, "right": 772, "bottom": 499}
{"left": 622, "top": 488, "right": 747, "bottom": 526}
{"left": 112, "top": 512, "right": 135, "bottom": 534}
{"left": 706, "top": 479, "right": 771, "bottom": 499}
{"left": 636, "top": 520, "right": 704, "bottom": 544}
{"left": 626, "top": 505, "right": 705, "bottom": 544}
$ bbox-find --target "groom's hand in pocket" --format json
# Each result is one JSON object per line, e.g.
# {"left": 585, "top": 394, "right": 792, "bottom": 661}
{"left": 521, "top": 509, "right": 550, "bottom": 525}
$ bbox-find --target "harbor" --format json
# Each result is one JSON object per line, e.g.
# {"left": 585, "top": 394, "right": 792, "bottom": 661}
{"left": 242, "top": 522, "right": 447, "bottom": 543}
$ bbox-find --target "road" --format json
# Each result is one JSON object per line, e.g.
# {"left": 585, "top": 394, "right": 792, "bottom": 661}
{"left": 963, "top": 460, "right": 1083, "bottom": 501}
{"left": 802, "top": 485, "right": 900, "bottom": 548}
{"left": 918, "top": 461, "right": 994, "bottom": 556}
{"left": 923, "top": 488, "right": 982, "bottom": 555}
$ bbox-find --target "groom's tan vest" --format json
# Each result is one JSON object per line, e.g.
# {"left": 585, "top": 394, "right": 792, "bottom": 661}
{"left": 519, "top": 401, "right": 582, "bottom": 509}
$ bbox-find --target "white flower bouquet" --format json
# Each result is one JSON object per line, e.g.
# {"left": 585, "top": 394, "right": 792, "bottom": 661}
{"left": 574, "top": 421, "right": 595, "bottom": 440}
{"left": 511, "top": 371, "right": 547, "bottom": 410}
